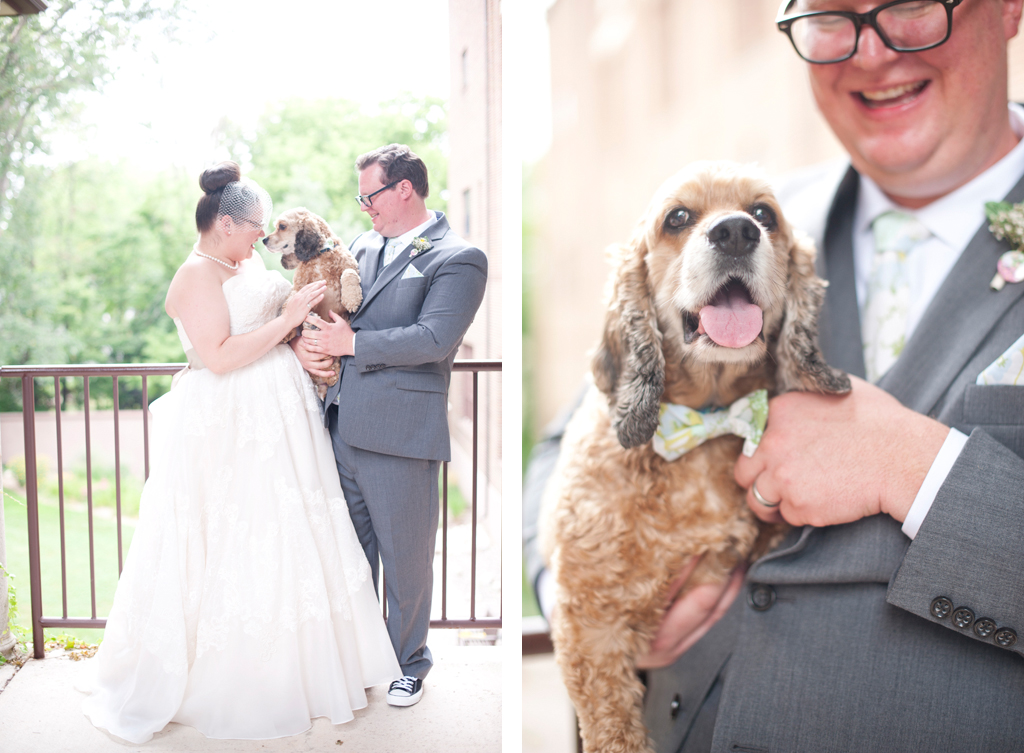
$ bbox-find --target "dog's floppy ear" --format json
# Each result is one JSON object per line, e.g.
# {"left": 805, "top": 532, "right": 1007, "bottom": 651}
{"left": 293, "top": 210, "right": 324, "bottom": 262}
{"left": 591, "top": 231, "right": 665, "bottom": 448}
{"left": 773, "top": 231, "right": 850, "bottom": 395}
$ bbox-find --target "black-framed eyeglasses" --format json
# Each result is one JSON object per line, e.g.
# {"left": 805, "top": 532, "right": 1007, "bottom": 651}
{"left": 355, "top": 180, "right": 399, "bottom": 208}
{"left": 776, "top": 0, "right": 963, "bottom": 64}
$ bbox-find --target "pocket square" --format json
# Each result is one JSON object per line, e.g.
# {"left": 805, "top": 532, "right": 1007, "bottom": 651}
{"left": 401, "top": 265, "right": 424, "bottom": 280}
{"left": 976, "top": 332, "right": 1024, "bottom": 385}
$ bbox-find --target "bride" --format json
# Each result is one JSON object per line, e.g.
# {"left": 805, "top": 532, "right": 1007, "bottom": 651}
{"left": 81, "top": 161, "right": 401, "bottom": 743}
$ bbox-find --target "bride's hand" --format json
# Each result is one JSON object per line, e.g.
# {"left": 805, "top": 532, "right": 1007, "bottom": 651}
{"left": 284, "top": 281, "right": 327, "bottom": 329}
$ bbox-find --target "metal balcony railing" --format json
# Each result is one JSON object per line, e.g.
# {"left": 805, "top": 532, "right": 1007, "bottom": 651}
{"left": 1, "top": 360, "right": 501, "bottom": 659}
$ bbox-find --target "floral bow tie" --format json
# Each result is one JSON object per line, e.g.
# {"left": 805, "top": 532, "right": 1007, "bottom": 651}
{"left": 652, "top": 389, "right": 768, "bottom": 461}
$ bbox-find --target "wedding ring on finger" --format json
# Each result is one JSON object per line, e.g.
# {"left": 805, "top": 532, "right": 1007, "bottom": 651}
{"left": 752, "top": 479, "right": 780, "bottom": 509}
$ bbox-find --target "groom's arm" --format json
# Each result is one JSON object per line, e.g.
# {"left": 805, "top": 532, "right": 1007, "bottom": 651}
{"left": 355, "top": 249, "right": 487, "bottom": 369}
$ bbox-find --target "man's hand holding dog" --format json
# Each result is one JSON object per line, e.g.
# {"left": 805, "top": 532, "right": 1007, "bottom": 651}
{"left": 641, "top": 379, "right": 950, "bottom": 670}
{"left": 735, "top": 377, "right": 948, "bottom": 528}
{"left": 300, "top": 311, "right": 354, "bottom": 352}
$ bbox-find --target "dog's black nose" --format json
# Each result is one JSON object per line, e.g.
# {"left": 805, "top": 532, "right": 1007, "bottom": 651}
{"left": 707, "top": 216, "right": 760, "bottom": 257}
{"left": 262, "top": 237, "right": 269, "bottom": 246}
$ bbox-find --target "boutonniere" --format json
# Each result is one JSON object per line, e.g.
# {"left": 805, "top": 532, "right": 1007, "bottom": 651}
{"left": 984, "top": 201, "right": 1024, "bottom": 290}
{"left": 410, "top": 237, "right": 432, "bottom": 257}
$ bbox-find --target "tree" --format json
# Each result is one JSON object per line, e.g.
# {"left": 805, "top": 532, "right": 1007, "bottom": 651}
{"left": 0, "top": 0, "right": 181, "bottom": 227}
{"left": 219, "top": 93, "right": 448, "bottom": 244}
{"left": 0, "top": 159, "right": 194, "bottom": 411}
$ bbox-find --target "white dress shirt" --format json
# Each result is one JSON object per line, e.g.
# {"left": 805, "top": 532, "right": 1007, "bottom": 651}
{"left": 853, "top": 103, "right": 1024, "bottom": 538}
{"left": 380, "top": 212, "right": 439, "bottom": 271}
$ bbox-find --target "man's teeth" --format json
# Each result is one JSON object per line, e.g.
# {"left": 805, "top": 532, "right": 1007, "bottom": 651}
{"left": 861, "top": 82, "right": 921, "bottom": 101}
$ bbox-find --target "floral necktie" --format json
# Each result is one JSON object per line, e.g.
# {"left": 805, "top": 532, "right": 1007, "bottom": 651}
{"left": 862, "top": 211, "right": 930, "bottom": 382}
{"left": 382, "top": 238, "right": 404, "bottom": 268}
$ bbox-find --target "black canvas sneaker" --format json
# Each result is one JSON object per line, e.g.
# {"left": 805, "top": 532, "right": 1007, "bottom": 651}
{"left": 387, "top": 675, "right": 424, "bottom": 707}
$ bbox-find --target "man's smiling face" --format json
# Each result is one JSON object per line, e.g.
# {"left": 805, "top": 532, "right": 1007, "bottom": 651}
{"left": 357, "top": 165, "right": 401, "bottom": 236}
{"left": 806, "top": 0, "right": 1022, "bottom": 204}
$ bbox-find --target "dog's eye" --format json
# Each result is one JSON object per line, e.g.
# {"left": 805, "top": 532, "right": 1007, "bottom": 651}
{"left": 664, "top": 207, "right": 692, "bottom": 232}
{"left": 750, "top": 204, "right": 777, "bottom": 231}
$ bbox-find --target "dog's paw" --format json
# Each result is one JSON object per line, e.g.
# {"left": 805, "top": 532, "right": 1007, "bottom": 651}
{"left": 340, "top": 269, "right": 363, "bottom": 313}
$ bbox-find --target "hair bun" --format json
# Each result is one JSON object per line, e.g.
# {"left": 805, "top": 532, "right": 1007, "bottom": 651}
{"left": 199, "top": 161, "right": 242, "bottom": 194}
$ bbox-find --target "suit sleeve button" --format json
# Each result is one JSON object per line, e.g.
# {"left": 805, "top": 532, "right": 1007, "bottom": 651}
{"left": 974, "top": 618, "right": 997, "bottom": 639}
{"left": 994, "top": 628, "right": 1018, "bottom": 648}
{"left": 952, "top": 607, "right": 975, "bottom": 629}
{"left": 930, "top": 597, "right": 953, "bottom": 620}
{"left": 748, "top": 584, "right": 776, "bottom": 611}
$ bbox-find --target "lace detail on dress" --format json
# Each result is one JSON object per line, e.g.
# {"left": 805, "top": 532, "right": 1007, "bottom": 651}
{"left": 190, "top": 476, "right": 370, "bottom": 664}
{"left": 178, "top": 270, "right": 321, "bottom": 459}
{"left": 223, "top": 269, "right": 291, "bottom": 336}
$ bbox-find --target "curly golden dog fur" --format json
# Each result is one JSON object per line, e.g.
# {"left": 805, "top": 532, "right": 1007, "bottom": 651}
{"left": 539, "top": 162, "right": 850, "bottom": 753}
{"left": 263, "top": 207, "right": 363, "bottom": 399}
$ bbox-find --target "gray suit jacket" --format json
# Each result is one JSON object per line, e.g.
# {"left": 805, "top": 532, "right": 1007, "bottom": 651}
{"left": 322, "top": 212, "right": 487, "bottom": 462}
{"left": 643, "top": 164, "right": 1024, "bottom": 753}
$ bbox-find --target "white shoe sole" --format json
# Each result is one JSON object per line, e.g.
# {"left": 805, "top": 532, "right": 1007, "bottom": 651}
{"left": 387, "top": 687, "right": 424, "bottom": 707}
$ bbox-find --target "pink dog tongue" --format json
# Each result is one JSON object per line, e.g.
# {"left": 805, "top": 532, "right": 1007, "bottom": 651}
{"left": 697, "top": 286, "right": 763, "bottom": 348}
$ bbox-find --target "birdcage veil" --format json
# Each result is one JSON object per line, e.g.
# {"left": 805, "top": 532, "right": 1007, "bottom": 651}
{"left": 219, "top": 178, "right": 273, "bottom": 232}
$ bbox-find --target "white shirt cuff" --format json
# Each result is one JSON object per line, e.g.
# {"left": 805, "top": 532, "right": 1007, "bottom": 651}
{"left": 901, "top": 428, "right": 969, "bottom": 539}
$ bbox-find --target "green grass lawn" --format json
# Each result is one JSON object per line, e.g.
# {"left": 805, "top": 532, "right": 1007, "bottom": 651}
{"left": 4, "top": 489, "right": 135, "bottom": 644}
{"left": 523, "top": 564, "right": 540, "bottom": 618}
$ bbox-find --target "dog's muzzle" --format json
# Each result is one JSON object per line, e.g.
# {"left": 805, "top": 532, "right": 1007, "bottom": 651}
{"left": 707, "top": 215, "right": 761, "bottom": 257}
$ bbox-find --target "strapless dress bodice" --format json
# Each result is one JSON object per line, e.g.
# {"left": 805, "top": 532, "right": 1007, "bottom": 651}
{"left": 172, "top": 270, "right": 292, "bottom": 370}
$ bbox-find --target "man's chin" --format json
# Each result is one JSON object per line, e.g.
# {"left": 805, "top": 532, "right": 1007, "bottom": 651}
{"left": 849, "top": 127, "right": 941, "bottom": 180}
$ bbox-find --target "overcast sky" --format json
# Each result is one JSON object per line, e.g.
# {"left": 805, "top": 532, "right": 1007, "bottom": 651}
{"left": 43, "top": 0, "right": 557, "bottom": 174}
{"left": 47, "top": 0, "right": 452, "bottom": 171}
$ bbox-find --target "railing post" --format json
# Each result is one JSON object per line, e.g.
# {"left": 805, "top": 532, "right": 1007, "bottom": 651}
{"left": 21, "top": 376, "right": 45, "bottom": 659}
{"left": 0, "top": 413, "right": 17, "bottom": 660}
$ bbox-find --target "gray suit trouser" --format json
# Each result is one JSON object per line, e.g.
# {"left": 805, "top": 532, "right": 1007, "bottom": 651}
{"left": 328, "top": 404, "right": 440, "bottom": 680}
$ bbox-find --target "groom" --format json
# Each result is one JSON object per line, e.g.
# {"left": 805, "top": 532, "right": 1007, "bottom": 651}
{"left": 292, "top": 143, "right": 487, "bottom": 706}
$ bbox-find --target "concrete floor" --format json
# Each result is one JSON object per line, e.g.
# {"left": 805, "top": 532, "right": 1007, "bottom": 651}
{"left": 522, "top": 653, "right": 576, "bottom": 753}
{"left": 0, "top": 631, "right": 500, "bottom": 753}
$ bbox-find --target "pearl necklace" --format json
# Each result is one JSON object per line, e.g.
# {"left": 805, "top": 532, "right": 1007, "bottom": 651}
{"left": 193, "top": 245, "right": 239, "bottom": 270}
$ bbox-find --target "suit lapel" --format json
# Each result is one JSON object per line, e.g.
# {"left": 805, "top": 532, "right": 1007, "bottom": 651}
{"left": 356, "top": 231, "right": 385, "bottom": 288}
{"left": 369, "top": 244, "right": 415, "bottom": 295}
{"left": 819, "top": 166, "right": 867, "bottom": 379}
{"left": 354, "top": 214, "right": 450, "bottom": 317}
{"left": 878, "top": 170, "right": 1024, "bottom": 413}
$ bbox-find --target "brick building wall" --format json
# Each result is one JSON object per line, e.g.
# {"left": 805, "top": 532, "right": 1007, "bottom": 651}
{"left": 448, "top": 0, "right": 502, "bottom": 519}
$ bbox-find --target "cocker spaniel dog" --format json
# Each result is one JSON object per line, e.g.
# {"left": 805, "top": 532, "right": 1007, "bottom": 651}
{"left": 263, "top": 207, "right": 363, "bottom": 399}
{"left": 539, "top": 162, "right": 850, "bottom": 753}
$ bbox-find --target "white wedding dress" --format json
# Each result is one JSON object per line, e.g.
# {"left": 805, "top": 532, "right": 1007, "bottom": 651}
{"left": 82, "top": 268, "right": 400, "bottom": 743}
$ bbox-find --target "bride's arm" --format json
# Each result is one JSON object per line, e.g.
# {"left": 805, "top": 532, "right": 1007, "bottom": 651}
{"left": 167, "top": 262, "right": 326, "bottom": 375}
